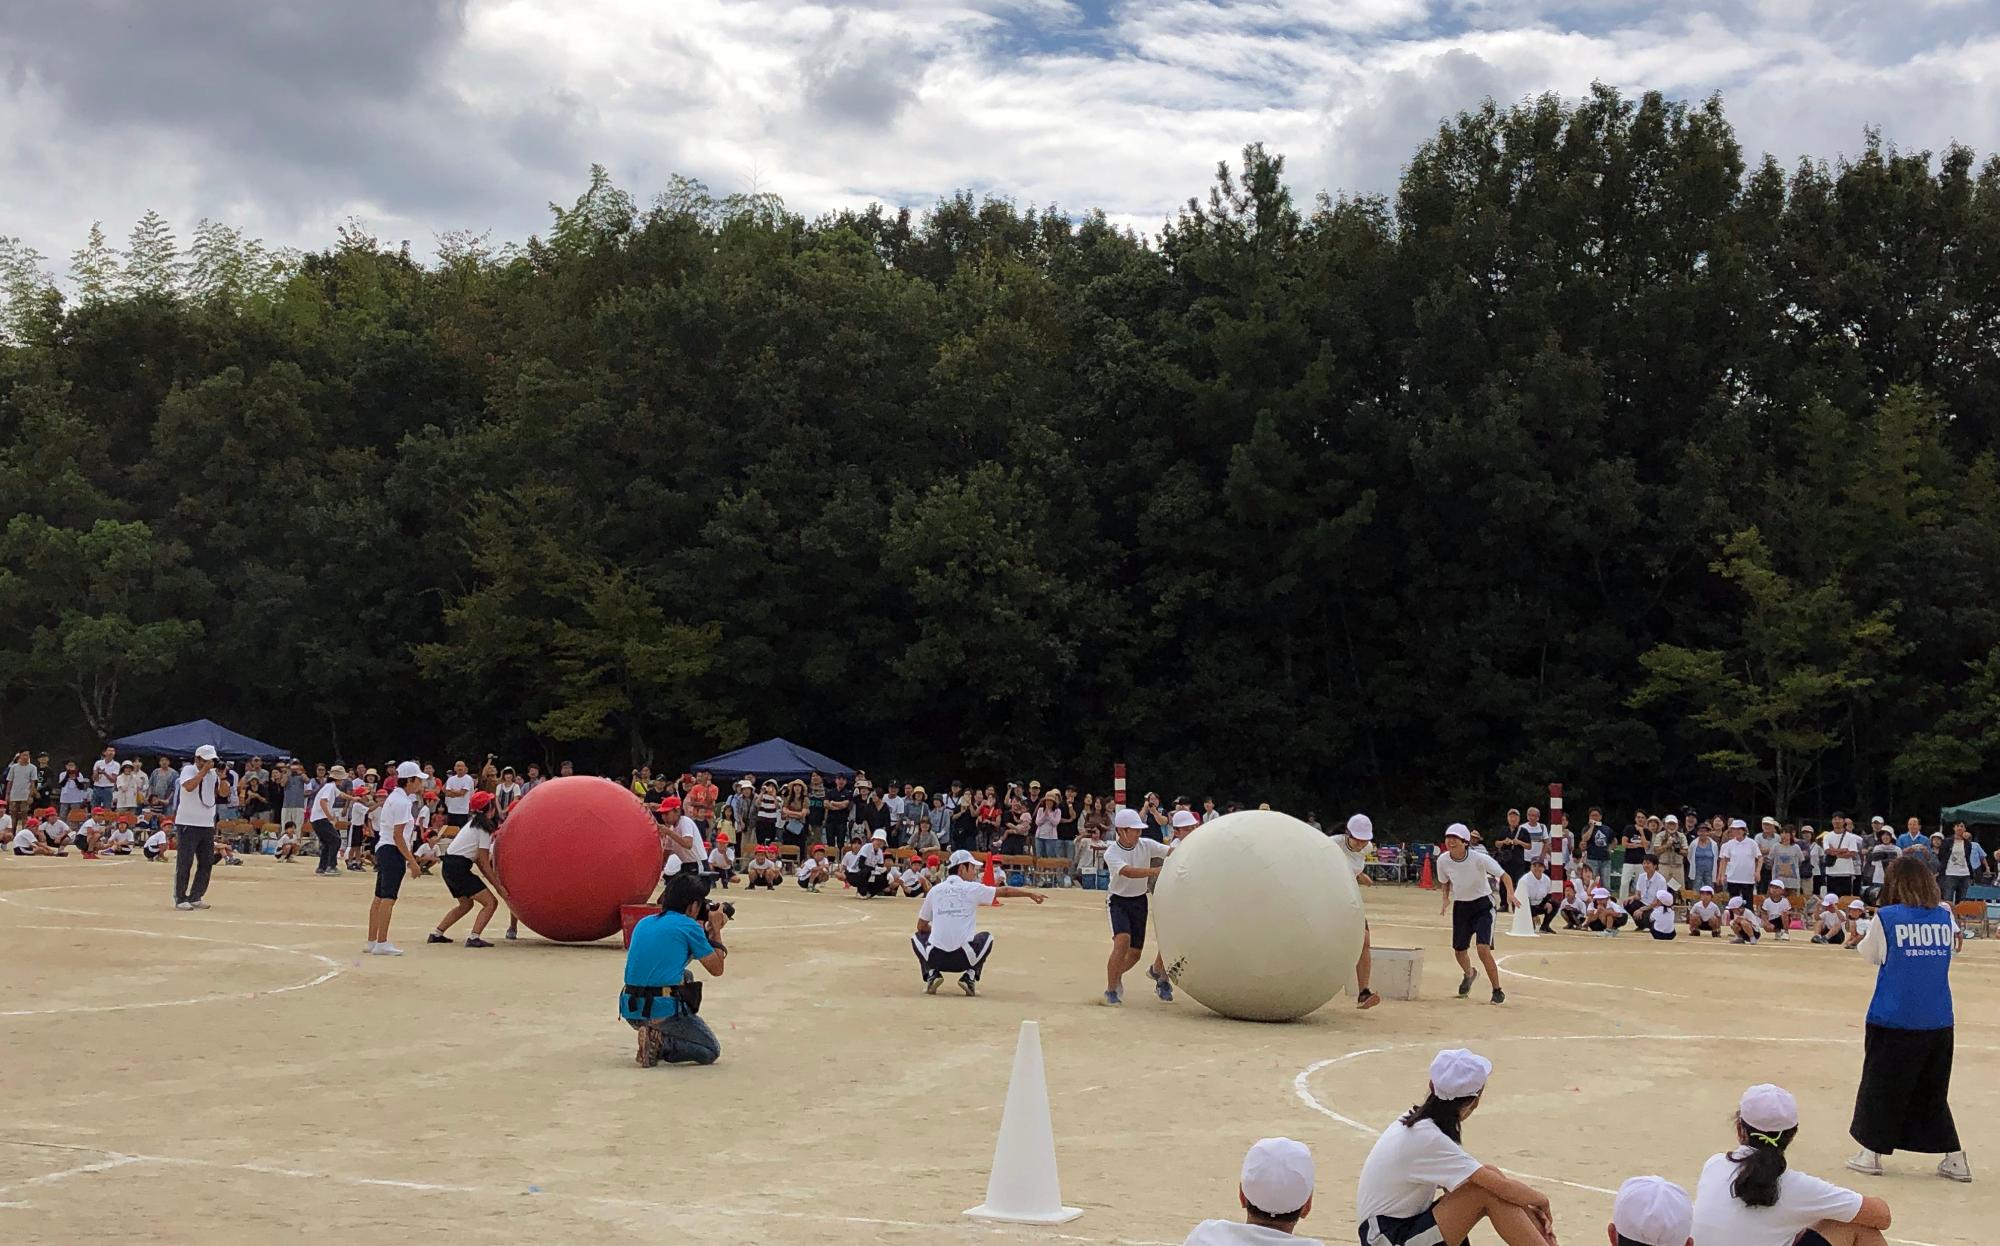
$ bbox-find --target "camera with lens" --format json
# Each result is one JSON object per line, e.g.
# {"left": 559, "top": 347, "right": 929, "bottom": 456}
{"left": 705, "top": 899, "right": 735, "bottom": 920}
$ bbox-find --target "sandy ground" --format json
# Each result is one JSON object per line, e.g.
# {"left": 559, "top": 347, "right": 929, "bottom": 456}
{"left": 0, "top": 855, "right": 1992, "bottom": 1246}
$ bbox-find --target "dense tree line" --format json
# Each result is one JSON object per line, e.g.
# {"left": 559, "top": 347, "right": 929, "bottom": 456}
{"left": 5, "top": 86, "right": 2000, "bottom": 830}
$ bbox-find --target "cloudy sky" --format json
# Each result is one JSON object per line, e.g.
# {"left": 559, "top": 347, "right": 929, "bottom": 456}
{"left": 3, "top": 0, "right": 1997, "bottom": 267}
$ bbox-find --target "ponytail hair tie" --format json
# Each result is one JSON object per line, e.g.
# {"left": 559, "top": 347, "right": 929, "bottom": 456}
{"left": 1749, "top": 1130, "right": 1784, "bottom": 1148}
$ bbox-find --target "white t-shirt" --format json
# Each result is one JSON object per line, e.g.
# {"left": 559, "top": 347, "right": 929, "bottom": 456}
{"left": 0, "top": 812, "right": 11, "bottom": 839}
{"left": 661, "top": 816, "right": 706, "bottom": 875}
{"left": 1824, "top": 831, "right": 1862, "bottom": 877}
{"left": 1632, "top": 869, "right": 1669, "bottom": 900}
{"left": 860, "top": 841, "right": 886, "bottom": 872}
{"left": 1355, "top": 1117, "right": 1483, "bottom": 1221}
{"left": 1690, "top": 1151, "right": 1862, "bottom": 1246}
{"left": 1650, "top": 904, "right": 1677, "bottom": 934}
{"left": 443, "top": 773, "right": 474, "bottom": 816}
{"left": 145, "top": 829, "right": 168, "bottom": 852}
{"left": 92, "top": 758, "right": 118, "bottom": 787}
{"left": 1817, "top": 909, "right": 1845, "bottom": 936}
{"left": 1104, "top": 838, "right": 1171, "bottom": 898}
{"left": 375, "top": 788, "right": 414, "bottom": 848}
{"left": 1718, "top": 838, "right": 1761, "bottom": 884}
{"left": 917, "top": 876, "right": 997, "bottom": 953}
{"left": 175, "top": 764, "right": 220, "bottom": 829}
{"left": 11, "top": 827, "right": 37, "bottom": 851}
{"left": 841, "top": 850, "right": 860, "bottom": 874}
{"left": 1760, "top": 896, "right": 1792, "bottom": 928}
{"left": 796, "top": 859, "right": 821, "bottom": 881}
{"left": 1945, "top": 839, "right": 1972, "bottom": 876}
{"left": 1516, "top": 871, "right": 1554, "bottom": 906}
{"left": 899, "top": 867, "right": 923, "bottom": 890}
{"left": 446, "top": 822, "right": 493, "bottom": 859}
{"left": 1689, "top": 900, "right": 1722, "bottom": 925}
{"left": 110, "top": 826, "right": 134, "bottom": 847}
{"left": 348, "top": 794, "right": 371, "bottom": 828}
{"left": 1334, "top": 836, "right": 1369, "bottom": 877}
{"left": 115, "top": 771, "right": 144, "bottom": 807}
{"left": 1521, "top": 822, "right": 1547, "bottom": 862}
{"left": 1435, "top": 849, "right": 1505, "bottom": 903}
{"left": 309, "top": 782, "right": 342, "bottom": 822}
{"left": 707, "top": 845, "right": 733, "bottom": 871}
{"left": 1182, "top": 1220, "right": 1326, "bottom": 1246}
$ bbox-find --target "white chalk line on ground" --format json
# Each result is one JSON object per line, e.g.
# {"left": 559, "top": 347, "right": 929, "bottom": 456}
{"left": 0, "top": 1137, "right": 1175, "bottom": 1244}
{"left": 1493, "top": 951, "right": 1685, "bottom": 997}
{"left": 0, "top": 924, "right": 342, "bottom": 1018}
{"left": 1291, "top": 1035, "right": 1981, "bottom": 1246}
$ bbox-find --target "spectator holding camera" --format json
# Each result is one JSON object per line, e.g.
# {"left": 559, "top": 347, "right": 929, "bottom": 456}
{"left": 621, "top": 872, "right": 730, "bottom": 1067}
{"left": 172, "top": 745, "right": 231, "bottom": 911}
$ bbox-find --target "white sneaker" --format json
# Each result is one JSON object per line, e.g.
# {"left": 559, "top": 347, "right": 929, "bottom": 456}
{"left": 362, "top": 942, "right": 377, "bottom": 954}
{"left": 1846, "top": 1149, "right": 1884, "bottom": 1176}
{"left": 175, "top": 901, "right": 193, "bottom": 911}
{"left": 1938, "top": 1151, "right": 1973, "bottom": 1182}
{"left": 189, "top": 900, "right": 210, "bottom": 909}
{"left": 372, "top": 942, "right": 403, "bottom": 956}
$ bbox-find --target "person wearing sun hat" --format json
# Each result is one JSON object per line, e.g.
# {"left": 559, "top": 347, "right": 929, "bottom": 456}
{"left": 1339, "top": 814, "right": 1386, "bottom": 1007}
{"left": 1435, "top": 823, "right": 1516, "bottom": 1004}
{"left": 1183, "top": 1137, "right": 1323, "bottom": 1245}
{"left": 1690, "top": 1083, "right": 1891, "bottom": 1246}
{"left": 1356, "top": 1047, "right": 1555, "bottom": 1246}
{"left": 1609, "top": 1175, "right": 1692, "bottom": 1246}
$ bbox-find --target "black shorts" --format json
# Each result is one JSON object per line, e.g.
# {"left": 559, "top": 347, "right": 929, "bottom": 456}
{"left": 374, "top": 845, "right": 406, "bottom": 899}
{"left": 442, "top": 854, "right": 488, "bottom": 899}
{"left": 445, "top": 812, "right": 470, "bottom": 828}
{"left": 1450, "top": 895, "right": 1494, "bottom": 950}
{"left": 1108, "top": 893, "right": 1149, "bottom": 948}
{"left": 1827, "top": 874, "right": 1856, "bottom": 897}
{"left": 311, "top": 817, "right": 336, "bottom": 839}
{"left": 1359, "top": 1199, "right": 1464, "bottom": 1246}
{"left": 1726, "top": 881, "right": 1758, "bottom": 904}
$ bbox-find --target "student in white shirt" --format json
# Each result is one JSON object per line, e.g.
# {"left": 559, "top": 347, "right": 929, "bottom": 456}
{"left": 1354, "top": 1048, "right": 1554, "bottom": 1246}
{"left": 1341, "top": 814, "right": 1384, "bottom": 1008}
{"left": 1842, "top": 900, "right": 1870, "bottom": 949}
{"left": 143, "top": 826, "right": 170, "bottom": 861}
{"left": 12, "top": 819, "right": 60, "bottom": 855}
{"left": 429, "top": 792, "right": 507, "bottom": 947}
{"left": 1557, "top": 886, "right": 1590, "bottom": 930}
{"left": 1726, "top": 896, "right": 1761, "bottom": 944}
{"left": 106, "top": 823, "right": 135, "bottom": 855}
{"left": 1643, "top": 889, "right": 1678, "bottom": 940}
{"left": 1514, "top": 859, "right": 1558, "bottom": 934}
{"left": 850, "top": 829, "right": 893, "bottom": 898}
{"left": 1687, "top": 885, "right": 1725, "bottom": 936}
{"left": 365, "top": 761, "right": 425, "bottom": 956}
{"left": 795, "top": 844, "right": 832, "bottom": 891}
{"left": 274, "top": 819, "right": 302, "bottom": 862}
{"left": 740, "top": 845, "right": 775, "bottom": 890}
{"left": 1582, "top": 887, "right": 1627, "bottom": 935}
{"left": 1183, "top": 1137, "right": 1323, "bottom": 1246}
{"left": 346, "top": 779, "right": 374, "bottom": 870}
{"left": 895, "top": 859, "right": 927, "bottom": 897}
{"left": 1690, "top": 1083, "right": 1889, "bottom": 1246}
{"left": 1102, "top": 807, "right": 1173, "bottom": 1006}
{"left": 1759, "top": 881, "right": 1794, "bottom": 941}
{"left": 706, "top": 834, "right": 735, "bottom": 888}
{"left": 911, "top": 849, "right": 1044, "bottom": 996}
{"left": 1811, "top": 893, "right": 1846, "bottom": 944}
{"left": 1435, "top": 824, "right": 1516, "bottom": 1005}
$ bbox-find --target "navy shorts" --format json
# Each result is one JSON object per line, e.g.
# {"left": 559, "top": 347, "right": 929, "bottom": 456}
{"left": 374, "top": 845, "right": 407, "bottom": 900}
{"left": 1450, "top": 895, "right": 1494, "bottom": 951}
{"left": 1108, "top": 893, "right": 1149, "bottom": 949}
{"left": 1359, "top": 1200, "right": 1463, "bottom": 1246}
{"left": 442, "top": 855, "right": 488, "bottom": 899}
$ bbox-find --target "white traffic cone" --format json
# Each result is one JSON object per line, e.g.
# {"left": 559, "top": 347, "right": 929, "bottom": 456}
{"left": 964, "top": 1020, "right": 1082, "bottom": 1224}
{"left": 1508, "top": 901, "right": 1539, "bottom": 937}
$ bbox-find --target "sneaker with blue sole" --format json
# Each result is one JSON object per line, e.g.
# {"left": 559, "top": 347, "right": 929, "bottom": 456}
{"left": 1102, "top": 990, "right": 1122, "bottom": 1006}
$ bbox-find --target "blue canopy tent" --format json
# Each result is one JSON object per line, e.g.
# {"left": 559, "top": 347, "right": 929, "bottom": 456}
{"left": 688, "top": 737, "right": 854, "bottom": 783}
{"left": 108, "top": 718, "right": 289, "bottom": 762}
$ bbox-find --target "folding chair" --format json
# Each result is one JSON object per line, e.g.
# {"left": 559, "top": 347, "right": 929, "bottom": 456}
{"left": 1952, "top": 900, "right": 1990, "bottom": 940}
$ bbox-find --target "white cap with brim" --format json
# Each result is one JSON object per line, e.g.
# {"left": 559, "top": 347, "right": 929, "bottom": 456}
{"left": 1663, "top": 814, "right": 1679, "bottom": 825}
{"left": 1170, "top": 810, "right": 1198, "bottom": 829}
{"left": 1655, "top": 889, "right": 1673, "bottom": 903}
{"left": 1612, "top": 1176, "right": 1693, "bottom": 1246}
{"left": 1698, "top": 884, "right": 1714, "bottom": 893}
{"left": 1767, "top": 879, "right": 1785, "bottom": 889}
{"left": 1727, "top": 896, "right": 1745, "bottom": 909}
{"left": 1738, "top": 1083, "right": 1799, "bottom": 1132}
{"left": 1239, "top": 1137, "right": 1314, "bottom": 1218}
{"left": 1428, "top": 1048, "right": 1491, "bottom": 1099}
{"left": 1728, "top": 818, "right": 1747, "bottom": 829}
{"left": 1345, "top": 813, "right": 1374, "bottom": 841}
{"left": 1848, "top": 899, "right": 1865, "bottom": 911}
{"left": 195, "top": 745, "right": 218, "bottom": 761}
{"left": 1444, "top": 823, "right": 1471, "bottom": 841}
{"left": 946, "top": 849, "right": 979, "bottom": 871}
{"left": 396, "top": 761, "right": 424, "bottom": 781}
{"left": 871, "top": 829, "right": 888, "bottom": 842}
{"left": 1113, "top": 807, "right": 1146, "bottom": 831}
{"left": 1591, "top": 887, "right": 1611, "bottom": 900}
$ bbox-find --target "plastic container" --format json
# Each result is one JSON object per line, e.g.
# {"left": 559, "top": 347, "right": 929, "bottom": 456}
{"left": 620, "top": 903, "right": 662, "bottom": 948}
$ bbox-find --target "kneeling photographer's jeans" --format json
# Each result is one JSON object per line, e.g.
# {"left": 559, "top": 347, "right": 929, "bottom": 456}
{"left": 628, "top": 1012, "right": 721, "bottom": 1066}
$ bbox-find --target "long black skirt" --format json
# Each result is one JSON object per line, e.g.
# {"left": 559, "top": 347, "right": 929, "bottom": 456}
{"left": 1851, "top": 1023, "right": 1960, "bottom": 1154}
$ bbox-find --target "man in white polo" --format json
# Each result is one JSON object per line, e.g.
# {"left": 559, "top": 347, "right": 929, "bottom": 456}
{"left": 911, "top": 848, "right": 1045, "bottom": 997}
{"left": 1183, "top": 1137, "right": 1322, "bottom": 1246}
{"left": 173, "top": 745, "right": 230, "bottom": 911}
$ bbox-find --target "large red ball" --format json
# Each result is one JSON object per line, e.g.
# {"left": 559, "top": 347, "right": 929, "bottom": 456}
{"left": 495, "top": 776, "right": 663, "bottom": 942}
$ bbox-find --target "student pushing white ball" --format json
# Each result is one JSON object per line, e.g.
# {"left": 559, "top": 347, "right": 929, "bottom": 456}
{"left": 1153, "top": 809, "right": 1366, "bottom": 1021}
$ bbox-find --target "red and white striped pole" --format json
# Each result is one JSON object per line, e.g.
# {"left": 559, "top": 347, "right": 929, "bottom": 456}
{"left": 1113, "top": 762, "right": 1127, "bottom": 807}
{"left": 1549, "top": 782, "right": 1567, "bottom": 896}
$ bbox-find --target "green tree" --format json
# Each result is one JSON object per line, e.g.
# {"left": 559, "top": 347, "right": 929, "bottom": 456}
{"left": 121, "top": 209, "right": 182, "bottom": 297}
{"left": 69, "top": 221, "right": 120, "bottom": 301}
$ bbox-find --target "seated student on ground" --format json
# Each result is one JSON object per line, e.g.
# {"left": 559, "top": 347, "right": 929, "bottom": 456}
{"left": 1690, "top": 1083, "right": 1890, "bottom": 1246}
{"left": 1355, "top": 1048, "right": 1556, "bottom": 1246}
{"left": 1515, "top": 859, "right": 1559, "bottom": 933}
{"left": 77, "top": 808, "right": 110, "bottom": 857}
{"left": 13, "top": 818, "right": 62, "bottom": 855}
{"left": 40, "top": 810, "right": 74, "bottom": 852}
{"left": 620, "top": 872, "right": 730, "bottom": 1068}
{"left": 1810, "top": 893, "right": 1845, "bottom": 944}
{"left": 794, "top": 844, "right": 831, "bottom": 890}
{"left": 1585, "top": 888, "right": 1627, "bottom": 934}
{"left": 839, "top": 837, "right": 863, "bottom": 888}
{"left": 1623, "top": 856, "right": 1672, "bottom": 925}
{"left": 1645, "top": 889, "right": 1679, "bottom": 941}
{"left": 1687, "top": 886, "right": 1725, "bottom": 937}
{"left": 143, "top": 825, "right": 171, "bottom": 861}
{"left": 919, "top": 852, "right": 944, "bottom": 890}
{"left": 412, "top": 829, "right": 440, "bottom": 875}
{"left": 851, "top": 829, "right": 892, "bottom": 897}
{"left": 1557, "top": 886, "right": 1590, "bottom": 929}
{"left": 895, "top": 856, "right": 929, "bottom": 897}
{"left": 1610, "top": 1175, "right": 1694, "bottom": 1246}
{"left": 1726, "top": 896, "right": 1762, "bottom": 943}
{"left": 106, "top": 820, "right": 135, "bottom": 855}
{"left": 744, "top": 846, "right": 780, "bottom": 890}
{"left": 274, "top": 819, "right": 303, "bottom": 861}
{"left": 1759, "top": 881, "right": 1794, "bottom": 941}
{"left": 706, "top": 833, "right": 735, "bottom": 887}
{"left": 1182, "top": 1136, "right": 1323, "bottom": 1246}
{"left": 1842, "top": 899, "right": 1870, "bottom": 949}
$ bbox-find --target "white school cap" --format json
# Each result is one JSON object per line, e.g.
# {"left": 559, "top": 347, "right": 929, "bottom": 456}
{"left": 1728, "top": 818, "right": 1747, "bottom": 829}
{"left": 871, "top": 829, "right": 888, "bottom": 841}
{"left": 1427, "top": 1048, "right": 1491, "bottom": 1099}
{"left": 1767, "top": 879, "right": 1785, "bottom": 889}
{"left": 946, "top": 849, "right": 978, "bottom": 870}
{"left": 1655, "top": 889, "right": 1673, "bottom": 903}
{"left": 195, "top": 744, "right": 218, "bottom": 760}
{"left": 1112, "top": 806, "right": 1145, "bottom": 831}
{"left": 1848, "top": 899, "right": 1865, "bottom": 911}
{"left": 1727, "top": 896, "right": 1745, "bottom": 909}
{"left": 1591, "top": 887, "right": 1611, "bottom": 900}
{"left": 1738, "top": 1083, "right": 1798, "bottom": 1132}
{"left": 1345, "top": 813, "right": 1374, "bottom": 841}
{"left": 1612, "top": 1176, "right": 1693, "bottom": 1246}
{"left": 396, "top": 761, "right": 424, "bottom": 780}
{"left": 1238, "top": 1137, "right": 1314, "bottom": 1216}
{"left": 1663, "top": 814, "right": 1679, "bottom": 825}
{"left": 1698, "top": 884, "right": 1714, "bottom": 893}
{"left": 1170, "top": 810, "right": 1198, "bottom": 829}
{"left": 1444, "top": 822, "right": 1471, "bottom": 841}
{"left": 1822, "top": 892, "right": 1837, "bottom": 904}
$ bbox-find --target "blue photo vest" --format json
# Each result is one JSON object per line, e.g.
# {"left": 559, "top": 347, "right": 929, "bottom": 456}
{"left": 1865, "top": 904, "right": 1955, "bottom": 1031}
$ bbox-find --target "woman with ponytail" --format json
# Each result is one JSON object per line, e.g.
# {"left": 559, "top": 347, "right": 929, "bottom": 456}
{"left": 1354, "top": 1048, "right": 1556, "bottom": 1246}
{"left": 1691, "top": 1084, "right": 1890, "bottom": 1246}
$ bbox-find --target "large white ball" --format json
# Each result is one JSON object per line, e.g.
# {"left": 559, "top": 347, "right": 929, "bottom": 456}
{"left": 1153, "top": 810, "right": 1366, "bottom": 1022}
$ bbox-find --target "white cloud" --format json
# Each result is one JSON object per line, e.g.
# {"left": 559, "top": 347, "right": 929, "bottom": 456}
{"left": 1, "top": 0, "right": 1996, "bottom": 272}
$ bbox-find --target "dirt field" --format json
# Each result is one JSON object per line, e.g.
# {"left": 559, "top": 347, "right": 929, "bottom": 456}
{"left": 1, "top": 855, "right": 1991, "bottom": 1246}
